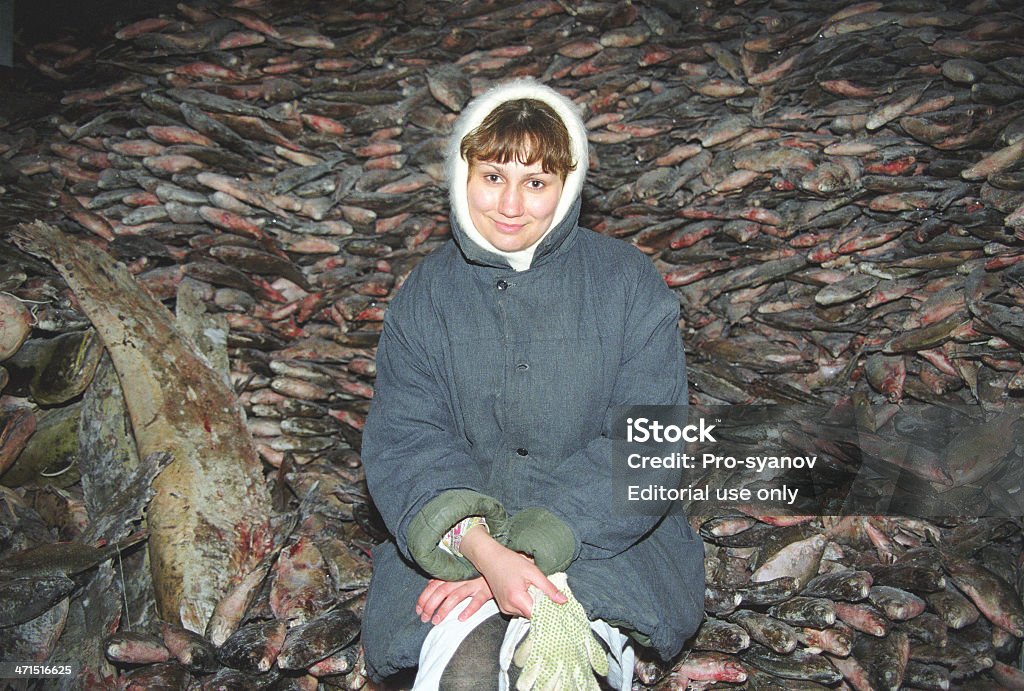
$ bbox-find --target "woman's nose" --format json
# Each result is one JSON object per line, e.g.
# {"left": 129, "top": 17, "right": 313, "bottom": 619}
{"left": 498, "top": 186, "right": 523, "bottom": 217}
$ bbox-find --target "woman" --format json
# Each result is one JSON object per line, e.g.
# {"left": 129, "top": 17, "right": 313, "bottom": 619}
{"left": 361, "top": 78, "right": 704, "bottom": 689}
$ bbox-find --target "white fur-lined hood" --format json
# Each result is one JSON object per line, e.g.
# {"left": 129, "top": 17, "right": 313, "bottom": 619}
{"left": 444, "top": 78, "right": 589, "bottom": 270}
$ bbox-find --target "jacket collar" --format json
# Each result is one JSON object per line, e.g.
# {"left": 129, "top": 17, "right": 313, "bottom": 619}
{"left": 450, "top": 197, "right": 581, "bottom": 271}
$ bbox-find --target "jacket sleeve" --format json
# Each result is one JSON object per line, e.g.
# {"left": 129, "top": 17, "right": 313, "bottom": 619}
{"left": 503, "top": 256, "right": 688, "bottom": 569}
{"left": 362, "top": 285, "right": 509, "bottom": 581}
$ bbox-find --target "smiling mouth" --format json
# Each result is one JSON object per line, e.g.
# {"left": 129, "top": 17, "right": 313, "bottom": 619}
{"left": 494, "top": 221, "right": 524, "bottom": 233}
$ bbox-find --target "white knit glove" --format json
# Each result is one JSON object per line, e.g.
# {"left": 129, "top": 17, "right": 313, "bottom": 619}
{"left": 513, "top": 572, "right": 608, "bottom": 691}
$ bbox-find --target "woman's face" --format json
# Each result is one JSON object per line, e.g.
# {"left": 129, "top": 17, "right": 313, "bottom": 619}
{"left": 466, "top": 159, "right": 564, "bottom": 253}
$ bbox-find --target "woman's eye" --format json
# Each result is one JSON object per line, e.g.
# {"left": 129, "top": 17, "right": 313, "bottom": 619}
{"left": 485, "top": 174, "right": 501, "bottom": 183}
{"left": 527, "top": 179, "right": 544, "bottom": 189}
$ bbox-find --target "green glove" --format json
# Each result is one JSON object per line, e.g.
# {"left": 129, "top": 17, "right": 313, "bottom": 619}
{"left": 513, "top": 572, "right": 609, "bottom": 691}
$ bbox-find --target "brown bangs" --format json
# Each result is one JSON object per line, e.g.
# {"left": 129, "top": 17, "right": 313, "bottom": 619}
{"left": 460, "top": 99, "right": 576, "bottom": 180}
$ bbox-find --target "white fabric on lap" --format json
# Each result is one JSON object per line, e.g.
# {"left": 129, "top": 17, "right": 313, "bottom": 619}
{"left": 413, "top": 599, "right": 501, "bottom": 690}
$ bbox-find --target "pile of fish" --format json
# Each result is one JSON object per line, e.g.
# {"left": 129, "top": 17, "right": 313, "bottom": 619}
{"left": 637, "top": 513, "right": 1024, "bottom": 689}
{"left": 1, "top": 0, "right": 1023, "bottom": 688}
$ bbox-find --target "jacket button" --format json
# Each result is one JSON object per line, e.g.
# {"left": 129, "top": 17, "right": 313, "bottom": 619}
{"left": 496, "top": 280, "right": 508, "bottom": 291}
{"left": 516, "top": 447, "right": 528, "bottom": 456}
{"left": 516, "top": 363, "right": 529, "bottom": 371}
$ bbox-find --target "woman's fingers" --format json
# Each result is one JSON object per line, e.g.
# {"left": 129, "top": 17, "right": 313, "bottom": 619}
{"left": 417, "top": 578, "right": 444, "bottom": 606}
{"left": 416, "top": 578, "right": 447, "bottom": 618}
{"left": 500, "top": 588, "right": 536, "bottom": 618}
{"left": 457, "top": 590, "right": 491, "bottom": 621}
{"left": 417, "top": 577, "right": 495, "bottom": 624}
{"left": 434, "top": 579, "right": 485, "bottom": 623}
{"left": 429, "top": 581, "right": 475, "bottom": 624}
{"left": 429, "top": 591, "right": 461, "bottom": 623}
{"left": 529, "top": 572, "right": 568, "bottom": 606}
{"left": 456, "top": 578, "right": 494, "bottom": 621}
{"left": 417, "top": 579, "right": 463, "bottom": 622}
{"left": 494, "top": 570, "right": 568, "bottom": 618}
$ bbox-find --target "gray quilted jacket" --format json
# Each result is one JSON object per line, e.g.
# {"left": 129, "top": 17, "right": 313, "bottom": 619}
{"left": 360, "top": 80, "right": 704, "bottom": 681}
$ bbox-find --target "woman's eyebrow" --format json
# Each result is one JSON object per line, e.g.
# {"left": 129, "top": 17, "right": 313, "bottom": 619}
{"left": 471, "top": 162, "right": 503, "bottom": 174}
{"left": 473, "top": 161, "right": 553, "bottom": 177}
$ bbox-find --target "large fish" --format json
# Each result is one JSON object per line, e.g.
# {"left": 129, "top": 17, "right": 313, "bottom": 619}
{"left": 10, "top": 221, "right": 273, "bottom": 634}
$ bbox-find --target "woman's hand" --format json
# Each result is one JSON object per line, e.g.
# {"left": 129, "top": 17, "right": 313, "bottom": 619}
{"left": 460, "top": 526, "right": 567, "bottom": 618}
{"left": 416, "top": 576, "right": 494, "bottom": 625}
